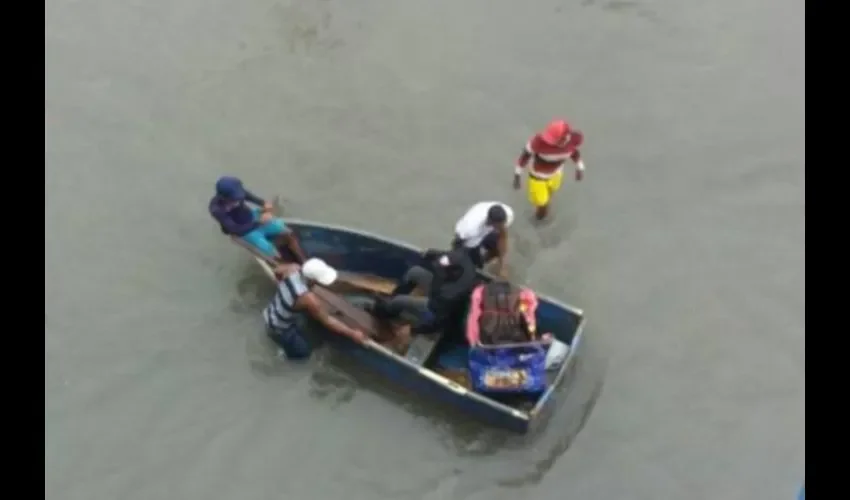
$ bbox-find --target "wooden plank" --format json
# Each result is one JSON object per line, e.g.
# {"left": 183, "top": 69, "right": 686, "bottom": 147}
{"left": 229, "top": 236, "right": 413, "bottom": 350}
{"left": 333, "top": 271, "right": 398, "bottom": 295}
{"left": 312, "top": 286, "right": 397, "bottom": 343}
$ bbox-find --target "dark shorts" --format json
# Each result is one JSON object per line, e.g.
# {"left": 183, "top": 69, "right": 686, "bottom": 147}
{"left": 266, "top": 322, "right": 313, "bottom": 360}
{"left": 452, "top": 232, "right": 500, "bottom": 269}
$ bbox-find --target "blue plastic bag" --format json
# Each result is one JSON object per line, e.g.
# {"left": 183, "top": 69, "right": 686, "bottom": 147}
{"left": 468, "top": 343, "right": 547, "bottom": 395}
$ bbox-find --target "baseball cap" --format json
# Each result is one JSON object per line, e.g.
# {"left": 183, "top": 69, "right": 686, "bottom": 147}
{"left": 215, "top": 176, "right": 247, "bottom": 201}
{"left": 301, "top": 258, "right": 338, "bottom": 286}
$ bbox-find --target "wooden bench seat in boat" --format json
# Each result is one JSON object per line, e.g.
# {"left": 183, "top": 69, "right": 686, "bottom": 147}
{"left": 312, "top": 286, "right": 398, "bottom": 343}
{"left": 312, "top": 285, "right": 441, "bottom": 361}
{"left": 333, "top": 271, "right": 398, "bottom": 296}
{"left": 229, "top": 236, "right": 428, "bottom": 354}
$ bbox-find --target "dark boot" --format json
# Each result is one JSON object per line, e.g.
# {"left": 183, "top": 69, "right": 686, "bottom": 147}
{"left": 372, "top": 297, "right": 403, "bottom": 320}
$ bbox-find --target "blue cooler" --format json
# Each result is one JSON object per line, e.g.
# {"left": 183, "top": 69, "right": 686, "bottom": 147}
{"left": 468, "top": 343, "right": 548, "bottom": 396}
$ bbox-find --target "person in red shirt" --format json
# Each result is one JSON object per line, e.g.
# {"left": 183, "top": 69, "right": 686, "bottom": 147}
{"left": 512, "top": 118, "right": 586, "bottom": 221}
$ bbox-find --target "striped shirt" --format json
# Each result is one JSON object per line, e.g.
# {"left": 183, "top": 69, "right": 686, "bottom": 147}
{"left": 263, "top": 272, "right": 309, "bottom": 330}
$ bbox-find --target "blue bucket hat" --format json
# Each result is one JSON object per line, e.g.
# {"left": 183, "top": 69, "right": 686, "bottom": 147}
{"left": 215, "top": 176, "right": 246, "bottom": 201}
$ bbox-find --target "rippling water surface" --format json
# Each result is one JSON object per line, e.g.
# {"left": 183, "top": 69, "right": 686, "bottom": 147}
{"left": 46, "top": 0, "right": 804, "bottom": 498}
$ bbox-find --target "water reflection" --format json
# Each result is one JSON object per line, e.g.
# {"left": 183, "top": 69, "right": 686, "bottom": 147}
{"left": 305, "top": 331, "right": 606, "bottom": 489}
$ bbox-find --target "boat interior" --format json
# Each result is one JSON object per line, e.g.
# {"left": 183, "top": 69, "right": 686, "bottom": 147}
{"left": 320, "top": 271, "right": 562, "bottom": 404}
{"left": 235, "top": 233, "right": 568, "bottom": 409}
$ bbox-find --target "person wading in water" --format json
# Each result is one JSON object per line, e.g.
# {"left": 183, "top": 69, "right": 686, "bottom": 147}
{"left": 512, "top": 118, "right": 586, "bottom": 221}
{"left": 452, "top": 201, "right": 514, "bottom": 277}
{"left": 264, "top": 258, "right": 367, "bottom": 359}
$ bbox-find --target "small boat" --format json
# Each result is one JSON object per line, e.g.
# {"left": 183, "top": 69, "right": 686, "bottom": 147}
{"left": 229, "top": 219, "right": 587, "bottom": 433}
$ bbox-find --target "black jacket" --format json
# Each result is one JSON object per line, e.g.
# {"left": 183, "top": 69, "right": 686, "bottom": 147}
{"left": 413, "top": 248, "right": 479, "bottom": 334}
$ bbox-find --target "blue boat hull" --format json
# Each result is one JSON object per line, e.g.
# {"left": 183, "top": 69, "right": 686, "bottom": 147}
{"left": 239, "top": 219, "right": 587, "bottom": 433}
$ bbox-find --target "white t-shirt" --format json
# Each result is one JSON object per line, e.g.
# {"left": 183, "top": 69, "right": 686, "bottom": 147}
{"left": 454, "top": 202, "right": 514, "bottom": 248}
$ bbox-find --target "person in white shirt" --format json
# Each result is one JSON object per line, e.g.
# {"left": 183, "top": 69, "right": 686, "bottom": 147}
{"left": 451, "top": 202, "right": 514, "bottom": 276}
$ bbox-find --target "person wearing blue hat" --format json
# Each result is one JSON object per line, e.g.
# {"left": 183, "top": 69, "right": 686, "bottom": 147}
{"left": 208, "top": 176, "right": 306, "bottom": 262}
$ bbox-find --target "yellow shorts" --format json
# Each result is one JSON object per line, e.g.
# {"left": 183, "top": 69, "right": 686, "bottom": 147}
{"left": 527, "top": 171, "right": 564, "bottom": 208}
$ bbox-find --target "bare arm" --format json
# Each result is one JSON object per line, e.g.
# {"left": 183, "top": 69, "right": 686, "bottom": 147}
{"left": 513, "top": 137, "right": 535, "bottom": 189}
{"left": 296, "top": 292, "right": 365, "bottom": 343}
{"left": 273, "top": 263, "right": 301, "bottom": 279}
{"left": 283, "top": 232, "right": 308, "bottom": 264}
{"left": 496, "top": 229, "right": 508, "bottom": 276}
{"left": 514, "top": 138, "right": 534, "bottom": 176}
{"left": 568, "top": 131, "right": 585, "bottom": 180}
{"left": 466, "top": 286, "right": 484, "bottom": 345}
{"left": 518, "top": 288, "right": 539, "bottom": 340}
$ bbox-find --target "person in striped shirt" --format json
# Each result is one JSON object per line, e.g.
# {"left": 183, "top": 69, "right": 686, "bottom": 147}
{"left": 264, "top": 258, "right": 366, "bottom": 359}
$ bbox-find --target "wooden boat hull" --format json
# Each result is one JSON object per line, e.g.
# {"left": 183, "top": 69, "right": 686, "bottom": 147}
{"left": 236, "top": 219, "right": 587, "bottom": 434}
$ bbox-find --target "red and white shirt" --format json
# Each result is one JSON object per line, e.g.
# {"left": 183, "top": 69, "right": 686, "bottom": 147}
{"left": 514, "top": 131, "right": 584, "bottom": 179}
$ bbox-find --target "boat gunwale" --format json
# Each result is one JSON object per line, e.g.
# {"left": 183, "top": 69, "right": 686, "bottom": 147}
{"left": 529, "top": 317, "right": 586, "bottom": 417}
{"left": 279, "top": 218, "right": 585, "bottom": 316}
{"left": 228, "top": 219, "right": 587, "bottom": 424}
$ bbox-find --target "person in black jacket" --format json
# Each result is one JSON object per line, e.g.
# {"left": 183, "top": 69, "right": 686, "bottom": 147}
{"left": 374, "top": 247, "right": 479, "bottom": 336}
